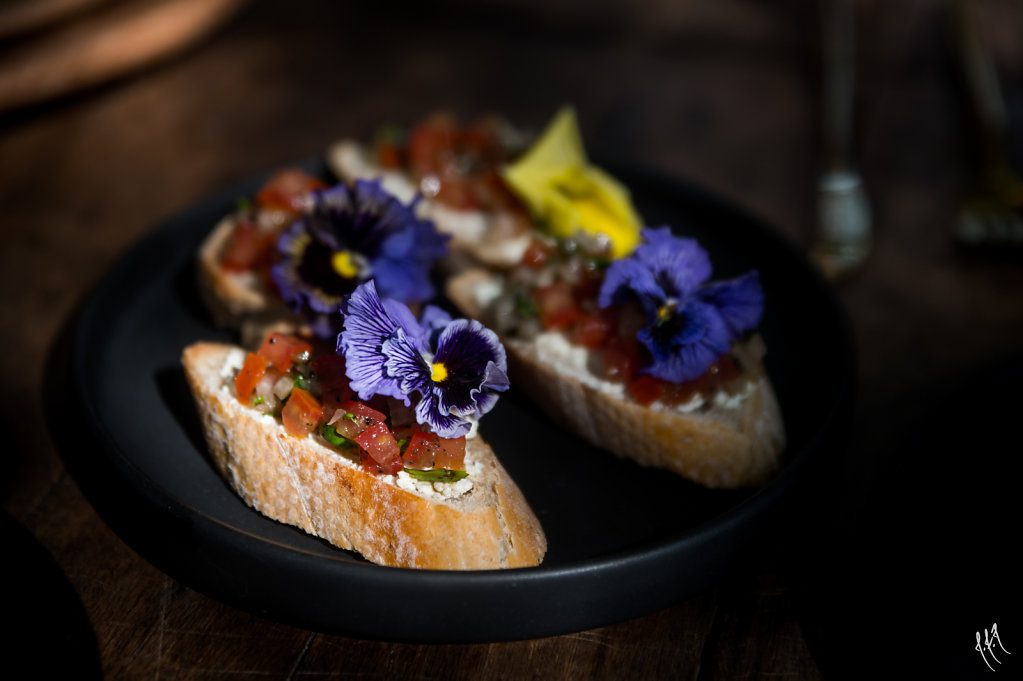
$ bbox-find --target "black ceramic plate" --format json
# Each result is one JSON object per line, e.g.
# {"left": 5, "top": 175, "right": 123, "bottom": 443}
{"left": 63, "top": 160, "right": 854, "bottom": 642}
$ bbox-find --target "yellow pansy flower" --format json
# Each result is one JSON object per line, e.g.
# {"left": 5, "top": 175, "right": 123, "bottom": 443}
{"left": 502, "top": 107, "right": 642, "bottom": 258}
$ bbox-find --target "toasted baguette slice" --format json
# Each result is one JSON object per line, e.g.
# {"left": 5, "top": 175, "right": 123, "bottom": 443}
{"left": 446, "top": 269, "right": 786, "bottom": 489}
{"left": 326, "top": 140, "right": 532, "bottom": 268}
{"left": 182, "top": 341, "right": 547, "bottom": 569}
{"left": 196, "top": 214, "right": 292, "bottom": 327}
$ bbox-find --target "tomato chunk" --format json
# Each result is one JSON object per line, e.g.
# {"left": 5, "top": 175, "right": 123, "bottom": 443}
{"left": 329, "top": 400, "right": 386, "bottom": 440}
{"left": 402, "top": 430, "right": 465, "bottom": 470}
{"left": 257, "top": 333, "right": 312, "bottom": 373}
{"left": 254, "top": 168, "right": 326, "bottom": 213}
{"left": 281, "top": 388, "right": 323, "bottom": 437}
{"left": 355, "top": 422, "right": 403, "bottom": 475}
{"left": 601, "top": 336, "right": 643, "bottom": 383}
{"left": 235, "top": 353, "right": 269, "bottom": 404}
{"left": 533, "top": 281, "right": 580, "bottom": 330}
{"left": 435, "top": 436, "right": 466, "bottom": 471}
{"left": 402, "top": 430, "right": 441, "bottom": 469}
{"left": 627, "top": 374, "right": 665, "bottom": 407}
{"left": 571, "top": 310, "right": 614, "bottom": 348}
{"left": 220, "top": 219, "right": 278, "bottom": 272}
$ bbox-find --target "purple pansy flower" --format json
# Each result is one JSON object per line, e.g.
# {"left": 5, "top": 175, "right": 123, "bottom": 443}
{"left": 598, "top": 227, "right": 763, "bottom": 383}
{"left": 271, "top": 179, "right": 448, "bottom": 337}
{"left": 339, "top": 281, "right": 509, "bottom": 438}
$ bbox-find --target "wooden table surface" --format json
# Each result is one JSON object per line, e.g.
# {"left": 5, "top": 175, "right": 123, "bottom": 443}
{"left": 3, "top": 1, "right": 1021, "bottom": 679}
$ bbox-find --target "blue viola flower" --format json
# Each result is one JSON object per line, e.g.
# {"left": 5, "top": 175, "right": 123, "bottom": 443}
{"left": 271, "top": 179, "right": 448, "bottom": 337}
{"left": 339, "top": 281, "right": 509, "bottom": 438}
{"left": 598, "top": 227, "right": 763, "bottom": 383}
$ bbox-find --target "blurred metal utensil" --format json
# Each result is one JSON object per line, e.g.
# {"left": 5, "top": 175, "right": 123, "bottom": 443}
{"left": 952, "top": 0, "right": 1023, "bottom": 251}
{"left": 811, "top": 0, "right": 872, "bottom": 280}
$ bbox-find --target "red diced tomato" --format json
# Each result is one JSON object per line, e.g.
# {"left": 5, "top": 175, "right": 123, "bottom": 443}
{"left": 519, "top": 241, "right": 552, "bottom": 270}
{"left": 220, "top": 219, "right": 278, "bottom": 272}
{"left": 254, "top": 168, "right": 326, "bottom": 213}
{"left": 706, "top": 354, "right": 740, "bottom": 383}
{"left": 435, "top": 436, "right": 466, "bottom": 471}
{"left": 235, "top": 353, "right": 269, "bottom": 404}
{"left": 601, "top": 336, "right": 643, "bottom": 383}
{"left": 355, "top": 422, "right": 403, "bottom": 475}
{"left": 628, "top": 374, "right": 665, "bottom": 407}
{"left": 407, "top": 114, "right": 458, "bottom": 177}
{"left": 660, "top": 377, "right": 701, "bottom": 406}
{"left": 281, "top": 388, "right": 323, "bottom": 437}
{"left": 533, "top": 281, "right": 580, "bottom": 330}
{"left": 257, "top": 333, "right": 312, "bottom": 373}
{"left": 310, "top": 354, "right": 351, "bottom": 410}
{"left": 339, "top": 400, "right": 386, "bottom": 430}
{"left": 403, "top": 430, "right": 440, "bottom": 469}
{"left": 571, "top": 310, "right": 614, "bottom": 348}
{"left": 377, "top": 141, "right": 404, "bottom": 169}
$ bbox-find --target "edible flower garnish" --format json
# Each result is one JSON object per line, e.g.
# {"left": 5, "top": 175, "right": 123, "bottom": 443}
{"left": 271, "top": 179, "right": 448, "bottom": 336}
{"left": 339, "top": 281, "right": 509, "bottom": 438}
{"left": 501, "top": 106, "right": 642, "bottom": 258}
{"left": 598, "top": 227, "right": 763, "bottom": 383}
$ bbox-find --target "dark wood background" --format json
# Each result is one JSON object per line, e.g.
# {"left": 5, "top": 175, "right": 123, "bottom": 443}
{"left": 2, "top": 0, "right": 1021, "bottom": 678}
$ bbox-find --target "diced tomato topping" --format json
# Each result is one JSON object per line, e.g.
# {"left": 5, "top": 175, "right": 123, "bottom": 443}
{"left": 235, "top": 353, "right": 269, "bottom": 404}
{"left": 571, "top": 309, "right": 615, "bottom": 348}
{"left": 327, "top": 399, "right": 387, "bottom": 441}
{"left": 377, "top": 141, "right": 404, "bottom": 169}
{"left": 660, "top": 377, "right": 701, "bottom": 406}
{"left": 601, "top": 336, "right": 644, "bottom": 383}
{"left": 310, "top": 354, "right": 351, "bottom": 410}
{"left": 254, "top": 168, "right": 326, "bottom": 213}
{"left": 435, "top": 436, "right": 466, "bottom": 471}
{"left": 627, "top": 374, "right": 665, "bottom": 407}
{"left": 355, "top": 422, "right": 403, "bottom": 475}
{"left": 706, "top": 354, "right": 741, "bottom": 383}
{"left": 220, "top": 219, "right": 279, "bottom": 272}
{"left": 401, "top": 430, "right": 466, "bottom": 470}
{"left": 533, "top": 281, "right": 581, "bottom": 330}
{"left": 402, "top": 430, "right": 440, "bottom": 469}
{"left": 407, "top": 114, "right": 458, "bottom": 178}
{"left": 257, "top": 333, "right": 312, "bottom": 373}
{"left": 281, "top": 388, "right": 323, "bottom": 437}
{"left": 519, "top": 241, "right": 552, "bottom": 270}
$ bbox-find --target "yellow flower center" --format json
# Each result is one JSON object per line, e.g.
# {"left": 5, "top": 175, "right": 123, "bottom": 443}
{"left": 656, "top": 301, "right": 678, "bottom": 325}
{"left": 331, "top": 250, "right": 359, "bottom": 279}
{"left": 430, "top": 362, "right": 448, "bottom": 383}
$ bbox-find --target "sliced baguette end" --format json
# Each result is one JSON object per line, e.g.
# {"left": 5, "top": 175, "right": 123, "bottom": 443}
{"left": 182, "top": 341, "right": 546, "bottom": 570}
{"left": 446, "top": 269, "right": 786, "bottom": 489}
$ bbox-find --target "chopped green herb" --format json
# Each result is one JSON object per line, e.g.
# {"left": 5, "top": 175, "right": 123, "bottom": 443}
{"left": 397, "top": 438, "right": 410, "bottom": 455}
{"left": 514, "top": 291, "right": 537, "bottom": 318}
{"left": 253, "top": 395, "right": 265, "bottom": 406}
{"left": 404, "top": 468, "right": 469, "bottom": 483}
{"left": 293, "top": 374, "right": 308, "bottom": 390}
{"left": 321, "top": 423, "right": 357, "bottom": 449}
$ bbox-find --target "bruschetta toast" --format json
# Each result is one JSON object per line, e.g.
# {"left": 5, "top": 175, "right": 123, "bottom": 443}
{"left": 196, "top": 168, "right": 449, "bottom": 343}
{"left": 182, "top": 284, "right": 546, "bottom": 569}
{"left": 443, "top": 228, "right": 785, "bottom": 488}
{"left": 326, "top": 113, "right": 535, "bottom": 268}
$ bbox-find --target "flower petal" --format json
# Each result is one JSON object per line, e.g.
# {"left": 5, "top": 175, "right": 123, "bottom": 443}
{"left": 697, "top": 271, "right": 763, "bottom": 339}
{"left": 598, "top": 257, "right": 664, "bottom": 313}
{"left": 638, "top": 300, "right": 730, "bottom": 382}
{"left": 633, "top": 226, "right": 712, "bottom": 298}
{"left": 339, "top": 281, "right": 406, "bottom": 401}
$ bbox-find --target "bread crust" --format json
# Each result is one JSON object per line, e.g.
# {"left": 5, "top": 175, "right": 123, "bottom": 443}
{"left": 446, "top": 269, "right": 786, "bottom": 489}
{"left": 196, "top": 214, "right": 297, "bottom": 333}
{"left": 182, "top": 342, "right": 547, "bottom": 569}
